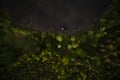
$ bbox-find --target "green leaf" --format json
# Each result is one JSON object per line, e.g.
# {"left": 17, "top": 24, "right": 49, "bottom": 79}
{"left": 67, "top": 44, "right": 72, "bottom": 50}
{"left": 71, "top": 36, "right": 76, "bottom": 41}
{"left": 41, "top": 32, "right": 46, "bottom": 38}
{"left": 72, "top": 43, "right": 79, "bottom": 48}
{"left": 62, "top": 57, "right": 69, "bottom": 65}
{"left": 76, "top": 49, "right": 86, "bottom": 58}
{"left": 56, "top": 35, "right": 63, "bottom": 42}
{"left": 100, "top": 18, "right": 106, "bottom": 23}
{"left": 109, "top": 44, "right": 114, "bottom": 50}
{"left": 96, "top": 60, "right": 101, "bottom": 66}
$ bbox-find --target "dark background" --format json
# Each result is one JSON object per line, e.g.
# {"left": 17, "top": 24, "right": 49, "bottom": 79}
{"left": 0, "top": 0, "right": 112, "bottom": 34}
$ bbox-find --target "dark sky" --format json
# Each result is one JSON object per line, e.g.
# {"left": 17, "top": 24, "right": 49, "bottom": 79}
{"left": 0, "top": 0, "right": 112, "bottom": 34}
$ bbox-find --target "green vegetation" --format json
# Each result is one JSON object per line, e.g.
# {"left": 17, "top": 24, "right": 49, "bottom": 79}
{"left": 0, "top": 1, "right": 120, "bottom": 80}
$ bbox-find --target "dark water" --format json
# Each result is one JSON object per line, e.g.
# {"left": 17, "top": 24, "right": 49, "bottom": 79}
{"left": 1, "top": 0, "right": 112, "bottom": 34}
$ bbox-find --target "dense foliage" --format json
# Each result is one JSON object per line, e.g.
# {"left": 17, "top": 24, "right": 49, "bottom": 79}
{"left": 0, "top": 1, "right": 120, "bottom": 80}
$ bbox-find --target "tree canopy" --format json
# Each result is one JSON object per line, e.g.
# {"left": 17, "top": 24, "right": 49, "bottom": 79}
{"left": 0, "top": 1, "right": 120, "bottom": 80}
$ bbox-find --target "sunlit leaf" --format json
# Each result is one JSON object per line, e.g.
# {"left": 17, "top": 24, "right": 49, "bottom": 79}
{"left": 42, "top": 56, "right": 48, "bottom": 62}
{"left": 62, "top": 57, "right": 69, "bottom": 65}
{"left": 67, "top": 44, "right": 72, "bottom": 50}
{"left": 71, "top": 36, "right": 76, "bottom": 41}
{"left": 35, "top": 56, "right": 40, "bottom": 61}
{"left": 41, "top": 32, "right": 46, "bottom": 38}
{"left": 56, "top": 35, "right": 63, "bottom": 42}
{"left": 72, "top": 43, "right": 79, "bottom": 48}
